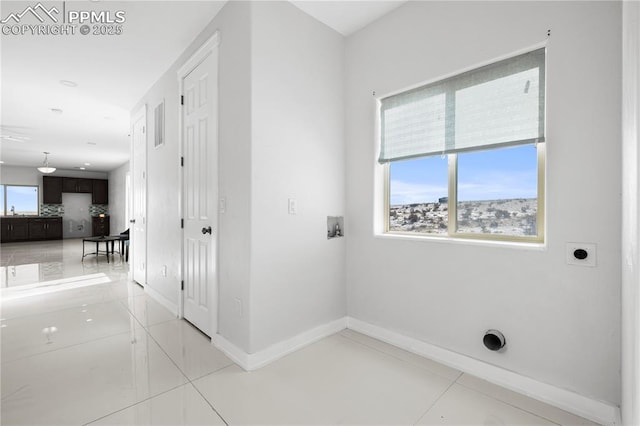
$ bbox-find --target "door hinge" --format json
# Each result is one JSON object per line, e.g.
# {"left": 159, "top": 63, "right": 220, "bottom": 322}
{"left": 181, "top": 218, "right": 184, "bottom": 229}
{"left": 181, "top": 156, "right": 184, "bottom": 167}
{"left": 181, "top": 280, "right": 184, "bottom": 291}
{"left": 180, "top": 95, "right": 184, "bottom": 105}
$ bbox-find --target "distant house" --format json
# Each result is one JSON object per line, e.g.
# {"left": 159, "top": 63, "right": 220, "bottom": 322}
{"left": 438, "top": 197, "right": 448, "bottom": 203}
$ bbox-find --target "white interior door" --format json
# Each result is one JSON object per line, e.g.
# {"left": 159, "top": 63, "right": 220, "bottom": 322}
{"left": 125, "top": 172, "right": 131, "bottom": 226}
{"left": 132, "top": 109, "right": 147, "bottom": 286}
{"left": 181, "top": 38, "right": 218, "bottom": 336}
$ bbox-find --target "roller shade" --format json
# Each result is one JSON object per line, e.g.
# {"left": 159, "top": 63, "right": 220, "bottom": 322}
{"left": 379, "top": 48, "right": 545, "bottom": 163}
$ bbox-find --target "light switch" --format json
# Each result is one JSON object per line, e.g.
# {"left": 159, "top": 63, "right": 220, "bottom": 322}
{"left": 219, "top": 198, "right": 226, "bottom": 214}
{"left": 288, "top": 198, "right": 297, "bottom": 215}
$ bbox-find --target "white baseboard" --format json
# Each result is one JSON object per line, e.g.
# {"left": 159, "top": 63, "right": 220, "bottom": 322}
{"left": 211, "top": 333, "right": 250, "bottom": 368}
{"left": 209, "top": 314, "right": 619, "bottom": 425}
{"left": 346, "top": 317, "right": 620, "bottom": 426}
{"left": 144, "top": 285, "right": 179, "bottom": 317}
{"left": 212, "top": 317, "right": 348, "bottom": 371}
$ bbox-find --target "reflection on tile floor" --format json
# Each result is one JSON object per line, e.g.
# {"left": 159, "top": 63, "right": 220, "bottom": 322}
{"left": 1, "top": 240, "right": 601, "bottom": 425}
{"left": 1, "top": 239, "right": 129, "bottom": 288}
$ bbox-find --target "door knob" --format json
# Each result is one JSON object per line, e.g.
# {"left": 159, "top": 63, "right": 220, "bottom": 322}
{"left": 129, "top": 219, "right": 136, "bottom": 223}
{"left": 201, "top": 226, "right": 212, "bottom": 235}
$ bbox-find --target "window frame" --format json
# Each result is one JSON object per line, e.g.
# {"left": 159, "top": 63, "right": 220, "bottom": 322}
{"left": 1, "top": 184, "right": 40, "bottom": 216}
{"left": 383, "top": 143, "right": 545, "bottom": 244}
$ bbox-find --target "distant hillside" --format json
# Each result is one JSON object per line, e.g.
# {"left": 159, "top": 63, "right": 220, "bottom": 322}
{"left": 389, "top": 198, "right": 537, "bottom": 236}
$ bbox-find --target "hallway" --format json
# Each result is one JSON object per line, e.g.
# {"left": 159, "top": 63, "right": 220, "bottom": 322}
{"left": 1, "top": 240, "right": 598, "bottom": 425}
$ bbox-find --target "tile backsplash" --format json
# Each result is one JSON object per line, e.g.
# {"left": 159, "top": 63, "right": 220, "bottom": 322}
{"left": 89, "top": 205, "right": 108, "bottom": 216}
{"left": 41, "top": 204, "right": 64, "bottom": 216}
{"left": 40, "top": 204, "right": 108, "bottom": 217}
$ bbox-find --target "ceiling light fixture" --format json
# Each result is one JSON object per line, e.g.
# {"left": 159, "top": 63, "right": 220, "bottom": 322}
{"left": 37, "top": 152, "right": 56, "bottom": 174}
{"left": 0, "top": 135, "right": 30, "bottom": 142}
{"left": 59, "top": 80, "right": 77, "bottom": 87}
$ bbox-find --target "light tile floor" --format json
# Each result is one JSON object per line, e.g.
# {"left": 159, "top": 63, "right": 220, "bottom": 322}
{"left": 1, "top": 240, "right": 601, "bottom": 425}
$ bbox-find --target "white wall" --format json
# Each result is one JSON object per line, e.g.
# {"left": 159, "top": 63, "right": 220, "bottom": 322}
{"left": 345, "top": 1, "right": 621, "bottom": 405}
{"left": 132, "top": 0, "right": 346, "bottom": 354}
{"left": 0, "top": 166, "right": 40, "bottom": 187}
{"left": 108, "top": 161, "right": 129, "bottom": 235}
{"left": 249, "top": 1, "right": 345, "bottom": 353}
{"left": 130, "top": 1, "right": 253, "bottom": 350}
{"left": 622, "top": 1, "right": 640, "bottom": 424}
{"left": 214, "top": 2, "right": 252, "bottom": 351}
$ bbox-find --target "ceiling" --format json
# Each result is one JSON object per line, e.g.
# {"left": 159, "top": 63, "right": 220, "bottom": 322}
{"left": 290, "top": 1, "right": 404, "bottom": 36}
{"left": 0, "top": 0, "right": 405, "bottom": 173}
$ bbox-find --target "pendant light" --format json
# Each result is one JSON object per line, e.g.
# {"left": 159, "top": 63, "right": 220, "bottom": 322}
{"left": 37, "top": 152, "right": 56, "bottom": 174}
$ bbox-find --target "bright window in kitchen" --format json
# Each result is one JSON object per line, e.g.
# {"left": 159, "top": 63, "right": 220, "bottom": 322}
{"left": 2, "top": 185, "right": 39, "bottom": 216}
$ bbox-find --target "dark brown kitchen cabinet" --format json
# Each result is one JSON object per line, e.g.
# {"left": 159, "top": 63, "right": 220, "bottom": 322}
{"left": 1, "top": 218, "right": 31, "bottom": 242}
{"left": 45, "top": 218, "right": 63, "bottom": 240}
{"left": 92, "top": 216, "right": 110, "bottom": 237}
{"left": 28, "top": 218, "right": 62, "bottom": 240}
{"left": 1, "top": 217, "right": 62, "bottom": 243}
{"left": 28, "top": 219, "right": 47, "bottom": 240}
{"left": 62, "top": 178, "right": 78, "bottom": 193}
{"left": 0, "top": 220, "right": 8, "bottom": 242}
{"left": 47, "top": 177, "right": 109, "bottom": 205}
{"left": 77, "top": 179, "right": 93, "bottom": 193}
{"left": 92, "top": 179, "right": 108, "bottom": 204}
{"left": 42, "top": 176, "right": 63, "bottom": 204}
{"left": 62, "top": 178, "right": 93, "bottom": 193}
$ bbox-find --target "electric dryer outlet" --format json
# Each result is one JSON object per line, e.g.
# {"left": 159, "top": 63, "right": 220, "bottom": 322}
{"left": 566, "top": 242, "right": 597, "bottom": 267}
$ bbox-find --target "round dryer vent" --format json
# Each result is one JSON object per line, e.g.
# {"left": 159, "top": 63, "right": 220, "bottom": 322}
{"left": 483, "top": 329, "right": 506, "bottom": 351}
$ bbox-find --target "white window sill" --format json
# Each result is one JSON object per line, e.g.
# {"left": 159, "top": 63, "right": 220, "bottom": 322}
{"left": 374, "top": 232, "right": 547, "bottom": 251}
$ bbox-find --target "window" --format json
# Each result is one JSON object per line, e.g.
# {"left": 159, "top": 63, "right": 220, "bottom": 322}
{"left": 380, "top": 48, "right": 545, "bottom": 242}
{"left": 154, "top": 100, "right": 165, "bottom": 148}
{"left": 1, "top": 185, "right": 39, "bottom": 216}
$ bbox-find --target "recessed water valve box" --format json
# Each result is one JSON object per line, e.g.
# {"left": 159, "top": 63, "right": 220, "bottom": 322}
{"left": 566, "top": 242, "right": 597, "bottom": 267}
{"left": 327, "top": 216, "right": 344, "bottom": 239}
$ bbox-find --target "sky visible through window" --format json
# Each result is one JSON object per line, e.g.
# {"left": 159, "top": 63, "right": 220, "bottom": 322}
{"left": 389, "top": 144, "right": 537, "bottom": 206}
{"left": 2, "top": 185, "right": 39, "bottom": 215}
